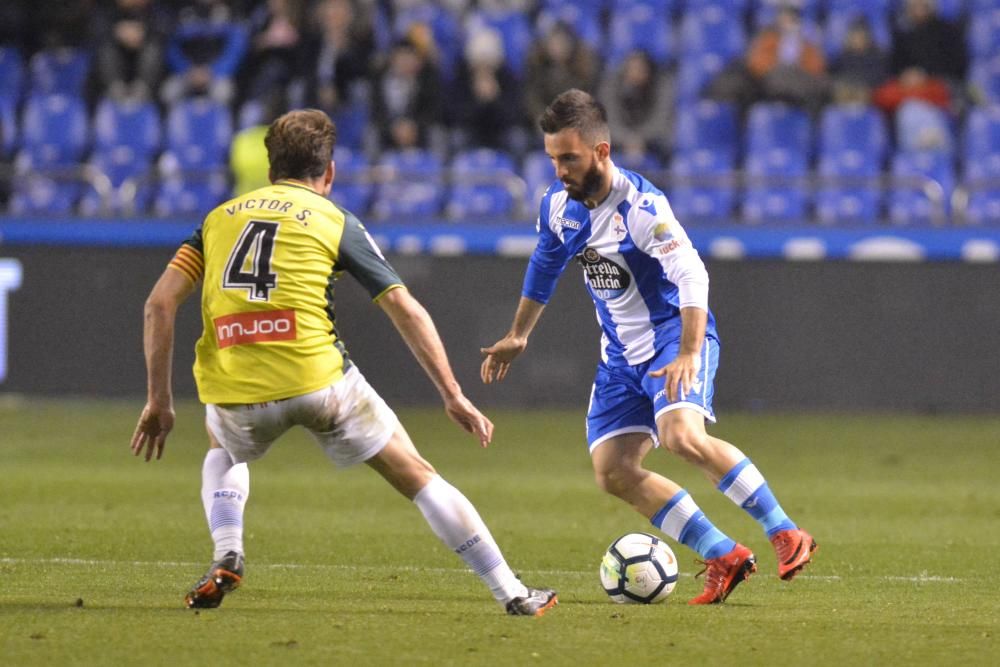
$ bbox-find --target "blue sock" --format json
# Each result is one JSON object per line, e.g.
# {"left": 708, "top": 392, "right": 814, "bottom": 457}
{"left": 718, "top": 458, "right": 796, "bottom": 537}
{"left": 650, "top": 490, "right": 736, "bottom": 560}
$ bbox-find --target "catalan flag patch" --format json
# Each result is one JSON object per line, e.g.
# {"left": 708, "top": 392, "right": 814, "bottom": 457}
{"left": 168, "top": 244, "right": 205, "bottom": 283}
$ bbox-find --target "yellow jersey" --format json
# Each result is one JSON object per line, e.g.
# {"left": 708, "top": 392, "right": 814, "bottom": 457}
{"left": 168, "top": 181, "right": 403, "bottom": 404}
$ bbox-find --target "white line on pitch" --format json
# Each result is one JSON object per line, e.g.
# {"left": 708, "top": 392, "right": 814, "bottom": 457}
{"left": 0, "top": 557, "right": 963, "bottom": 583}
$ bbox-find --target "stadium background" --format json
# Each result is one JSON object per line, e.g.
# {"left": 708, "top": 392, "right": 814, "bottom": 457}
{"left": 1, "top": 0, "right": 999, "bottom": 411}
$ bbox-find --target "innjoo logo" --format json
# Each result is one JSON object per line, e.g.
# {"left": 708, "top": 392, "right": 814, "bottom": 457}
{"left": 214, "top": 309, "right": 297, "bottom": 349}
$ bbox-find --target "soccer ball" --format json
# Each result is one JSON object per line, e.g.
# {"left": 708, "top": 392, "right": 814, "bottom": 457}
{"left": 600, "top": 532, "right": 679, "bottom": 604}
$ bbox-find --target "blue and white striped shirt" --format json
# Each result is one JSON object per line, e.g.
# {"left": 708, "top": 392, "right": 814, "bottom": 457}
{"left": 522, "top": 164, "right": 717, "bottom": 367}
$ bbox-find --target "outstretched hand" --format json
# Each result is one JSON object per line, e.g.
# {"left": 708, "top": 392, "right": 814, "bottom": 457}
{"left": 130, "top": 402, "right": 175, "bottom": 461}
{"left": 480, "top": 335, "right": 527, "bottom": 384}
{"left": 649, "top": 352, "right": 701, "bottom": 403}
{"left": 444, "top": 394, "right": 494, "bottom": 448}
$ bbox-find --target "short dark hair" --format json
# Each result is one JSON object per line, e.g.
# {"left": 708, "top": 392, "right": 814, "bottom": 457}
{"left": 538, "top": 89, "right": 610, "bottom": 143}
{"left": 265, "top": 109, "right": 337, "bottom": 181}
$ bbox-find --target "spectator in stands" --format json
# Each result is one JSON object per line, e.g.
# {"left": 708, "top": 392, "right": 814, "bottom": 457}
{"left": 372, "top": 37, "right": 444, "bottom": 151}
{"left": 873, "top": 65, "right": 951, "bottom": 114}
{"left": 891, "top": 0, "right": 967, "bottom": 83}
{"left": 746, "top": 4, "right": 829, "bottom": 113}
{"left": 523, "top": 21, "right": 598, "bottom": 124}
{"left": 449, "top": 27, "right": 523, "bottom": 151}
{"left": 239, "top": 0, "right": 305, "bottom": 105}
{"left": 0, "top": 0, "right": 28, "bottom": 52}
{"left": 30, "top": 0, "right": 92, "bottom": 51}
{"left": 298, "top": 0, "right": 375, "bottom": 114}
{"left": 707, "top": 5, "right": 828, "bottom": 114}
{"left": 161, "top": 0, "right": 249, "bottom": 106}
{"left": 830, "top": 17, "right": 890, "bottom": 105}
{"left": 599, "top": 50, "right": 674, "bottom": 161}
{"left": 93, "top": 0, "right": 168, "bottom": 102}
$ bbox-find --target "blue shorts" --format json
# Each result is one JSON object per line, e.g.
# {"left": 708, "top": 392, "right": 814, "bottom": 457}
{"left": 586, "top": 337, "right": 719, "bottom": 452}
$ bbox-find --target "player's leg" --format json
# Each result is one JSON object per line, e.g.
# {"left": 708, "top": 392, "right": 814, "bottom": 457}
{"left": 365, "top": 427, "right": 554, "bottom": 615}
{"left": 311, "top": 367, "right": 556, "bottom": 615}
{"left": 651, "top": 337, "right": 817, "bottom": 580}
{"left": 590, "top": 434, "right": 754, "bottom": 604}
{"left": 185, "top": 401, "right": 286, "bottom": 608}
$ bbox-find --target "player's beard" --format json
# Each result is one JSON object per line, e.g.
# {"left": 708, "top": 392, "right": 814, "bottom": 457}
{"left": 563, "top": 161, "right": 604, "bottom": 202}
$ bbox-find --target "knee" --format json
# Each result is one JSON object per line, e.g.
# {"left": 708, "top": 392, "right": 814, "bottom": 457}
{"left": 661, "top": 424, "right": 710, "bottom": 464}
{"left": 593, "top": 462, "right": 644, "bottom": 499}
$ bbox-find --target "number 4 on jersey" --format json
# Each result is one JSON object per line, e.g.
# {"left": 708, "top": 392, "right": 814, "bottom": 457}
{"left": 223, "top": 220, "right": 279, "bottom": 301}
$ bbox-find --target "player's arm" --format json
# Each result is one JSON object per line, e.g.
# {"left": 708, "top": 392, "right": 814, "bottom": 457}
{"left": 642, "top": 213, "right": 711, "bottom": 402}
{"left": 335, "top": 210, "right": 493, "bottom": 447}
{"left": 131, "top": 243, "right": 201, "bottom": 461}
{"left": 479, "top": 296, "right": 545, "bottom": 384}
{"left": 481, "top": 199, "right": 568, "bottom": 384}
{"left": 377, "top": 288, "right": 493, "bottom": 447}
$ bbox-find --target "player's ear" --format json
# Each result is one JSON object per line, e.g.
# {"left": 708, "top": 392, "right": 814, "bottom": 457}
{"left": 595, "top": 141, "right": 611, "bottom": 161}
{"left": 323, "top": 161, "right": 335, "bottom": 195}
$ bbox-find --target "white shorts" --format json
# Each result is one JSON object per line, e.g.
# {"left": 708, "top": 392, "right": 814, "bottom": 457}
{"left": 205, "top": 366, "right": 398, "bottom": 467}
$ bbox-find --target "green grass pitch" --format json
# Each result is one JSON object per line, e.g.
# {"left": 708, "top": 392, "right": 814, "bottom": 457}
{"left": 1, "top": 399, "right": 998, "bottom": 665}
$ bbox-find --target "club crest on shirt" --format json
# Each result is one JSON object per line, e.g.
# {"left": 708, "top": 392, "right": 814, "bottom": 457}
{"left": 578, "top": 247, "right": 631, "bottom": 300}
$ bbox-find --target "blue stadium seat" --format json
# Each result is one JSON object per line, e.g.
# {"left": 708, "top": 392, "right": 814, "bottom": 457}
{"left": 536, "top": 4, "right": 605, "bottom": 50}
{"left": 330, "top": 146, "right": 373, "bottom": 216}
{"left": 154, "top": 172, "right": 230, "bottom": 217}
{"left": 372, "top": 149, "right": 444, "bottom": 220}
{"left": 0, "top": 47, "right": 24, "bottom": 101}
{"left": 674, "top": 53, "right": 728, "bottom": 104}
{"left": 28, "top": 48, "right": 90, "bottom": 97}
{"left": 155, "top": 99, "right": 233, "bottom": 217}
{"left": 668, "top": 150, "right": 737, "bottom": 223}
{"left": 466, "top": 9, "right": 534, "bottom": 77}
{"left": 931, "top": 0, "right": 967, "bottom": 20}
{"left": 963, "top": 105, "right": 1000, "bottom": 162}
{"left": 446, "top": 148, "right": 518, "bottom": 219}
{"left": 818, "top": 104, "right": 888, "bottom": 167}
{"left": 616, "top": 151, "right": 665, "bottom": 175}
{"left": 742, "top": 150, "right": 810, "bottom": 224}
{"left": 612, "top": 0, "right": 678, "bottom": 12}
{"left": 969, "top": 0, "right": 1000, "bottom": 11}
{"left": 93, "top": 97, "right": 162, "bottom": 160}
{"left": 815, "top": 152, "right": 882, "bottom": 225}
{"left": 9, "top": 174, "right": 80, "bottom": 215}
{"left": 18, "top": 94, "right": 89, "bottom": 167}
{"left": 746, "top": 103, "right": 812, "bottom": 159}
{"left": 684, "top": 0, "right": 750, "bottom": 16}
{"left": 84, "top": 97, "right": 161, "bottom": 216}
{"left": 80, "top": 147, "right": 156, "bottom": 216}
{"left": 522, "top": 150, "right": 556, "bottom": 208}
{"left": 823, "top": 9, "right": 891, "bottom": 58}
{"left": 541, "top": 0, "right": 608, "bottom": 14}
{"left": 752, "top": 0, "right": 821, "bottom": 28}
{"left": 675, "top": 101, "right": 740, "bottom": 162}
{"left": 962, "top": 156, "right": 1000, "bottom": 225}
{"left": 0, "top": 94, "right": 16, "bottom": 158}
{"left": 332, "top": 104, "right": 369, "bottom": 152}
{"left": 678, "top": 7, "right": 747, "bottom": 61}
{"left": 969, "top": 10, "right": 1000, "bottom": 60}
{"left": 607, "top": 0, "right": 674, "bottom": 66}
{"left": 971, "top": 57, "right": 1000, "bottom": 105}
{"left": 163, "top": 98, "right": 233, "bottom": 169}
{"left": 888, "top": 150, "right": 956, "bottom": 225}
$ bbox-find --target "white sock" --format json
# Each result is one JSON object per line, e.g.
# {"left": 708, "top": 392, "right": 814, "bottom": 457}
{"left": 413, "top": 475, "right": 528, "bottom": 604}
{"left": 200, "top": 448, "right": 250, "bottom": 561}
